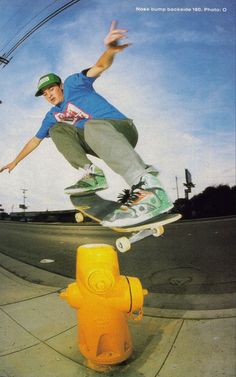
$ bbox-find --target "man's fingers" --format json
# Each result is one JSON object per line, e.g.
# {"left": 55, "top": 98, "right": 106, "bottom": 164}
{"left": 0, "top": 164, "right": 13, "bottom": 173}
{"left": 109, "top": 20, "right": 117, "bottom": 32}
{"left": 106, "top": 21, "right": 130, "bottom": 50}
{"left": 108, "top": 21, "right": 128, "bottom": 38}
{"left": 115, "top": 43, "right": 132, "bottom": 51}
{"left": 110, "top": 28, "right": 128, "bottom": 35}
{"left": 108, "top": 30, "right": 128, "bottom": 44}
{"left": 108, "top": 34, "right": 127, "bottom": 43}
{"left": 106, "top": 31, "right": 128, "bottom": 45}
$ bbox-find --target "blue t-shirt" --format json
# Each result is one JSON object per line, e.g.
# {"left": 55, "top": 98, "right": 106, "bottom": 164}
{"left": 35, "top": 71, "right": 127, "bottom": 139}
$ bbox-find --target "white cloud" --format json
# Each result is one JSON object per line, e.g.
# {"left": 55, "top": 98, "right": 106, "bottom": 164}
{"left": 0, "top": 3, "right": 235, "bottom": 213}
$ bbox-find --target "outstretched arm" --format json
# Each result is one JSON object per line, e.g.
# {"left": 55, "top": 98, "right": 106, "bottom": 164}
{"left": 0, "top": 136, "right": 42, "bottom": 173}
{"left": 87, "top": 20, "right": 131, "bottom": 78}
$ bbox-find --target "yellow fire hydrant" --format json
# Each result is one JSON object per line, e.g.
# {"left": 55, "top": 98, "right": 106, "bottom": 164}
{"left": 60, "top": 244, "right": 148, "bottom": 370}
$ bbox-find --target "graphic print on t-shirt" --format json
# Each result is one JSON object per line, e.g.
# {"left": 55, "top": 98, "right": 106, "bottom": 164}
{"left": 54, "top": 102, "right": 91, "bottom": 125}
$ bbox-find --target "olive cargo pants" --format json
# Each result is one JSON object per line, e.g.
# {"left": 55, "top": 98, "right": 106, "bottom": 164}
{"left": 49, "top": 119, "right": 147, "bottom": 186}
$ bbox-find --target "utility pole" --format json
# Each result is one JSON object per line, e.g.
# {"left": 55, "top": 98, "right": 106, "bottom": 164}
{"left": 19, "top": 189, "right": 28, "bottom": 220}
{"left": 0, "top": 203, "right": 4, "bottom": 220}
{"left": 175, "top": 176, "right": 180, "bottom": 200}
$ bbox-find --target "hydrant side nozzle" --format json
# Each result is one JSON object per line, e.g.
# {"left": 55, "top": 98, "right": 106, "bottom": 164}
{"left": 143, "top": 289, "right": 149, "bottom": 296}
{"left": 59, "top": 282, "right": 82, "bottom": 309}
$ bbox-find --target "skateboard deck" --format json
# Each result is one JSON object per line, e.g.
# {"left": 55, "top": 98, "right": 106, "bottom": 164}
{"left": 70, "top": 193, "right": 181, "bottom": 252}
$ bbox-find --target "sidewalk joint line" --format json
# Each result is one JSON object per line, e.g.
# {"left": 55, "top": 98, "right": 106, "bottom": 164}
{"left": 154, "top": 319, "right": 184, "bottom": 377}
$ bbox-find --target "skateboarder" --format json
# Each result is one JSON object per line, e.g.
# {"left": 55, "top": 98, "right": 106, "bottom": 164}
{"left": 0, "top": 21, "right": 173, "bottom": 227}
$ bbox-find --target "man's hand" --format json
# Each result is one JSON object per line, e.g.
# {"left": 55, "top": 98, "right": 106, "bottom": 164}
{"left": 87, "top": 21, "right": 131, "bottom": 77}
{"left": 104, "top": 20, "right": 131, "bottom": 52}
{"left": 0, "top": 161, "right": 17, "bottom": 173}
{"left": 0, "top": 137, "right": 42, "bottom": 174}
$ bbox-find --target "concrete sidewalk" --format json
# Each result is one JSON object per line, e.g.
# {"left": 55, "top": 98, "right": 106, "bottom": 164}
{"left": 1, "top": 254, "right": 236, "bottom": 377}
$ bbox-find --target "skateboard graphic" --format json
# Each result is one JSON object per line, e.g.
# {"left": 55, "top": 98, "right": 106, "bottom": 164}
{"left": 70, "top": 193, "right": 181, "bottom": 253}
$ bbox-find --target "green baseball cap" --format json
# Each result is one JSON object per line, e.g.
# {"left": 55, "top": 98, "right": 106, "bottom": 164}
{"left": 35, "top": 73, "right": 61, "bottom": 97}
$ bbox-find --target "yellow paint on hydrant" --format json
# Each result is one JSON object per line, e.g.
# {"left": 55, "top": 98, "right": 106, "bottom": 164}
{"left": 60, "top": 244, "right": 148, "bottom": 371}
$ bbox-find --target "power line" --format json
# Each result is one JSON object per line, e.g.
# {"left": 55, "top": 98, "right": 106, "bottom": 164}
{"left": 0, "top": 0, "right": 81, "bottom": 65}
{"left": 3, "top": 0, "right": 81, "bottom": 59}
{"left": 0, "top": 0, "right": 60, "bottom": 53}
{"left": 0, "top": 0, "right": 31, "bottom": 36}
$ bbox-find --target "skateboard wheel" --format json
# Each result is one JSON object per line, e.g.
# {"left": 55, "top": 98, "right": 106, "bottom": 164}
{"left": 116, "top": 237, "right": 131, "bottom": 253}
{"left": 152, "top": 225, "right": 164, "bottom": 237}
{"left": 75, "top": 212, "right": 84, "bottom": 223}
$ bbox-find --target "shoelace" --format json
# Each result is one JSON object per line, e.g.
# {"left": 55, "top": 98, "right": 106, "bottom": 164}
{"left": 117, "top": 180, "right": 145, "bottom": 206}
{"left": 77, "top": 165, "right": 95, "bottom": 181}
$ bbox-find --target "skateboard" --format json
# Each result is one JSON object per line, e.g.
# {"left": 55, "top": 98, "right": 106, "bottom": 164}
{"left": 70, "top": 193, "right": 182, "bottom": 253}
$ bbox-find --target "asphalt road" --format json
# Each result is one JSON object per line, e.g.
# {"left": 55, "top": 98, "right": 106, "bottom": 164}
{"left": 0, "top": 217, "right": 235, "bottom": 310}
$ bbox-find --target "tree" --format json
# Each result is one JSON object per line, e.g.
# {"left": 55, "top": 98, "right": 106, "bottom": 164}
{"left": 174, "top": 185, "right": 236, "bottom": 219}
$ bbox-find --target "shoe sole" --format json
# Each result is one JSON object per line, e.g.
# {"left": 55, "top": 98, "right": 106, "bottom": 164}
{"left": 102, "top": 204, "right": 174, "bottom": 228}
{"left": 65, "top": 185, "right": 109, "bottom": 195}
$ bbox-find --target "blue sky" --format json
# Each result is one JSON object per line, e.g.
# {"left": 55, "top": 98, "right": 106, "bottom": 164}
{"left": 0, "top": 0, "right": 235, "bottom": 212}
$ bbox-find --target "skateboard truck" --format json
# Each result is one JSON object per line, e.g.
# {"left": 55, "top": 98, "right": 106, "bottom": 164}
{"left": 116, "top": 225, "right": 164, "bottom": 253}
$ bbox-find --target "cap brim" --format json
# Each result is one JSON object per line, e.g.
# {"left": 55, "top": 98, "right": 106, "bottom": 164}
{"left": 35, "top": 80, "right": 61, "bottom": 97}
{"left": 35, "top": 89, "right": 43, "bottom": 97}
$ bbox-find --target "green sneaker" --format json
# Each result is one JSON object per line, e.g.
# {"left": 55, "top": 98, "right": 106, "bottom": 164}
{"left": 102, "top": 172, "right": 173, "bottom": 227}
{"left": 64, "top": 164, "right": 108, "bottom": 195}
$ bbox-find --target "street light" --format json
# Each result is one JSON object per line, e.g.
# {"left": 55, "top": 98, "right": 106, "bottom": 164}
{"left": 183, "top": 169, "right": 195, "bottom": 200}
